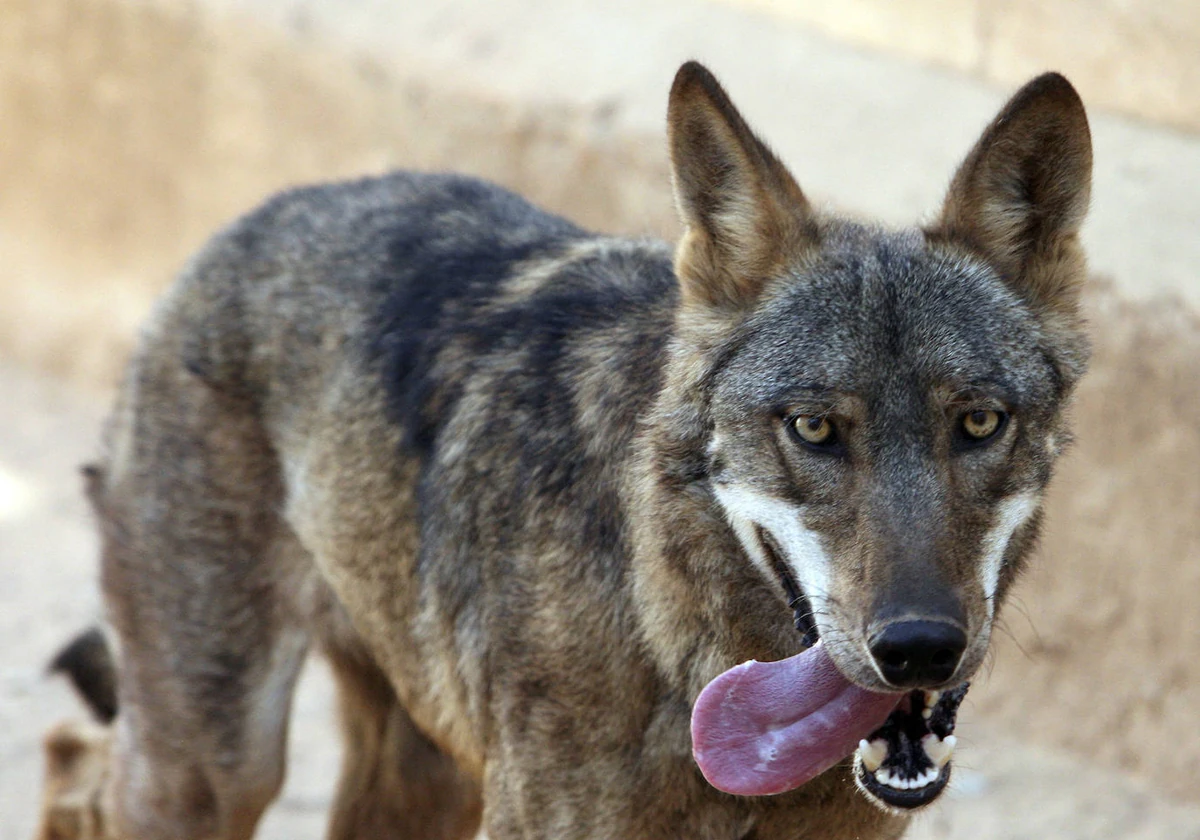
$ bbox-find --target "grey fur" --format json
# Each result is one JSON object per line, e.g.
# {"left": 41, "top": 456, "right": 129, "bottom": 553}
{"left": 45, "top": 63, "right": 1091, "bottom": 839}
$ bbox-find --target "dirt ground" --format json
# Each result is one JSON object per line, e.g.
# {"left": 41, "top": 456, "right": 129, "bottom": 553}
{"left": 2, "top": 0, "right": 1200, "bottom": 836}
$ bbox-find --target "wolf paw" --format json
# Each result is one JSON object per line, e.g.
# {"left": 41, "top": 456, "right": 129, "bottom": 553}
{"left": 35, "top": 720, "right": 115, "bottom": 840}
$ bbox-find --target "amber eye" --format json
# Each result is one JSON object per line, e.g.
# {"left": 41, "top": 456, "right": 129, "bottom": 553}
{"left": 792, "top": 414, "right": 836, "bottom": 446}
{"left": 962, "top": 409, "right": 1003, "bottom": 441}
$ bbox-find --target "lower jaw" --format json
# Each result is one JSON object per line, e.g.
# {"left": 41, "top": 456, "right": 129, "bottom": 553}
{"left": 855, "top": 756, "right": 952, "bottom": 811}
{"left": 853, "top": 684, "right": 968, "bottom": 811}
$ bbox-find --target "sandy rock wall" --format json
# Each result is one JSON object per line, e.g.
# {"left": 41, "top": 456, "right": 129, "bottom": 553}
{"left": 722, "top": 0, "right": 1200, "bottom": 135}
{"left": 983, "top": 289, "right": 1200, "bottom": 802}
{"left": 2, "top": 0, "right": 1198, "bottom": 809}
{"left": 0, "top": 0, "right": 675, "bottom": 383}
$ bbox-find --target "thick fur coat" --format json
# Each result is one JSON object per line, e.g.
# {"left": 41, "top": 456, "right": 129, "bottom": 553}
{"left": 42, "top": 63, "right": 1091, "bottom": 840}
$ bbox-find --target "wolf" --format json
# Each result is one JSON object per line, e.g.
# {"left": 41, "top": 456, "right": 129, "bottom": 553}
{"left": 42, "top": 61, "right": 1092, "bottom": 839}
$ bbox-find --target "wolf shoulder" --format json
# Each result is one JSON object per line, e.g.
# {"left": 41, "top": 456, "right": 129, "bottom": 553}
{"left": 147, "top": 170, "right": 677, "bottom": 452}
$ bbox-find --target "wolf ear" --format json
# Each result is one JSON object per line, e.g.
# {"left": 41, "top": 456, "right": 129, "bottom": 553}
{"left": 931, "top": 73, "right": 1092, "bottom": 314}
{"left": 667, "top": 62, "right": 815, "bottom": 311}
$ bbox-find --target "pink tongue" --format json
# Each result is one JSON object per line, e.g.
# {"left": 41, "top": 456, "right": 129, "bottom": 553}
{"left": 691, "top": 643, "right": 902, "bottom": 796}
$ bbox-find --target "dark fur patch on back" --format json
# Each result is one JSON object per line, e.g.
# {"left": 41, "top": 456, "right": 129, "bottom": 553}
{"left": 365, "top": 176, "right": 584, "bottom": 455}
{"left": 440, "top": 247, "right": 676, "bottom": 537}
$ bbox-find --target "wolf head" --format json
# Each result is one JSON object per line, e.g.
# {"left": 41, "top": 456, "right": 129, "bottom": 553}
{"left": 639, "top": 62, "right": 1091, "bottom": 811}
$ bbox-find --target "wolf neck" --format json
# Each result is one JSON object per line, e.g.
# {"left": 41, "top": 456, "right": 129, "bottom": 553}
{"left": 626, "top": 332, "right": 801, "bottom": 700}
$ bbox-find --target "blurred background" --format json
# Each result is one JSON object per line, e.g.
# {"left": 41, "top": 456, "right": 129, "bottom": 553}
{"left": 1, "top": 1, "right": 1198, "bottom": 837}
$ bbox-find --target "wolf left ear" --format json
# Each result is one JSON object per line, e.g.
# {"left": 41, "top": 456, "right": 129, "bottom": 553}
{"left": 931, "top": 73, "right": 1092, "bottom": 315}
{"left": 667, "top": 62, "right": 815, "bottom": 311}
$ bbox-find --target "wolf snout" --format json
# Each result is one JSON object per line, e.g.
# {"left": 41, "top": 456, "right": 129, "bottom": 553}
{"left": 868, "top": 620, "right": 967, "bottom": 689}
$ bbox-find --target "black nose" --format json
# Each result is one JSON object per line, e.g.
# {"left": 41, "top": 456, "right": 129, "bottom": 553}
{"left": 869, "top": 620, "right": 967, "bottom": 688}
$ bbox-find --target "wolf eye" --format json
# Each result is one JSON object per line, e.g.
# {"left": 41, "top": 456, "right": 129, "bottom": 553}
{"left": 962, "top": 409, "right": 1004, "bottom": 441}
{"left": 791, "top": 414, "right": 837, "bottom": 447}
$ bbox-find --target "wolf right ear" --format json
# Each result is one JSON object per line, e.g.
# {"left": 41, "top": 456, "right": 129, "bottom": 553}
{"left": 931, "top": 73, "right": 1092, "bottom": 315}
{"left": 667, "top": 62, "right": 815, "bottom": 312}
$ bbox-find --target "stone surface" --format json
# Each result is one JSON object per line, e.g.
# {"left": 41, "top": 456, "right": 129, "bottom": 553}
{"left": 1, "top": 0, "right": 1199, "bottom": 383}
{"left": 978, "top": 289, "right": 1200, "bottom": 803}
{"left": 980, "top": 0, "right": 1200, "bottom": 134}
{"left": 714, "top": 0, "right": 1200, "bottom": 134}
{"left": 718, "top": 0, "right": 984, "bottom": 72}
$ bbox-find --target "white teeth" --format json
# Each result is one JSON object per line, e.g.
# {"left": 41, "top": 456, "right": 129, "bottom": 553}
{"left": 921, "top": 733, "right": 956, "bottom": 769}
{"left": 922, "top": 690, "right": 942, "bottom": 720}
{"left": 858, "top": 738, "right": 888, "bottom": 773}
{"left": 862, "top": 721, "right": 956, "bottom": 795}
{"left": 873, "top": 765, "right": 941, "bottom": 791}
